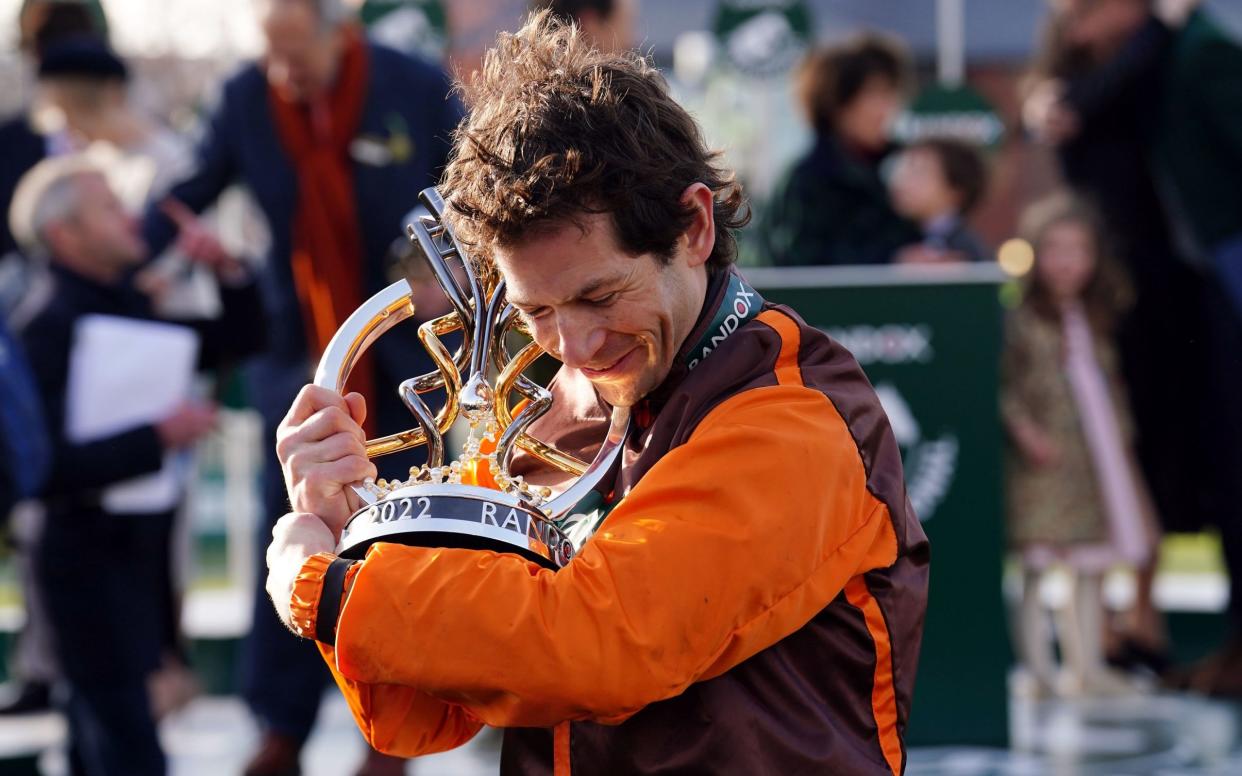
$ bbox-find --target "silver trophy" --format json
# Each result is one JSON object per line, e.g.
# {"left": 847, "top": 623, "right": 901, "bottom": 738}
{"left": 312, "top": 188, "right": 629, "bottom": 570}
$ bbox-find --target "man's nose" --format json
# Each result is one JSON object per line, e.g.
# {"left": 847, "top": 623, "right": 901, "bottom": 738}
{"left": 554, "top": 312, "right": 606, "bottom": 369}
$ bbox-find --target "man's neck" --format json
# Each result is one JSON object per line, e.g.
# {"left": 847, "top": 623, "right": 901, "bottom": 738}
{"left": 302, "top": 30, "right": 348, "bottom": 107}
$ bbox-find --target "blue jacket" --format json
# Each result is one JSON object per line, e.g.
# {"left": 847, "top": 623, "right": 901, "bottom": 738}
{"left": 0, "top": 316, "right": 48, "bottom": 515}
{"left": 142, "top": 42, "right": 462, "bottom": 413}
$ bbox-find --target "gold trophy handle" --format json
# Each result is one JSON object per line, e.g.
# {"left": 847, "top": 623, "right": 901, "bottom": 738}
{"left": 312, "top": 279, "right": 421, "bottom": 505}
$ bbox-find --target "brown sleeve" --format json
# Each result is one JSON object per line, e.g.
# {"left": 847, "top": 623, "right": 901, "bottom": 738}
{"left": 324, "top": 383, "right": 899, "bottom": 729}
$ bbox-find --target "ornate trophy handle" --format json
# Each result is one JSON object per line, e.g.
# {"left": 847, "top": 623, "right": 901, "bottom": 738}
{"left": 310, "top": 187, "right": 629, "bottom": 525}
{"left": 311, "top": 278, "right": 419, "bottom": 506}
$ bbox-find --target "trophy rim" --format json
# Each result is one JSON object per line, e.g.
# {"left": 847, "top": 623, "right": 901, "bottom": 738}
{"left": 338, "top": 483, "right": 571, "bottom": 569}
{"left": 380, "top": 482, "right": 531, "bottom": 507}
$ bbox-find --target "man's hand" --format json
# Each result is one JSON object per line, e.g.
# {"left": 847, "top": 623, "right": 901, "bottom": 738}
{"left": 1022, "top": 79, "right": 1081, "bottom": 146}
{"left": 160, "top": 198, "right": 249, "bottom": 284}
{"left": 266, "top": 512, "right": 336, "bottom": 630}
{"left": 156, "top": 399, "right": 217, "bottom": 449}
{"left": 276, "top": 385, "right": 376, "bottom": 537}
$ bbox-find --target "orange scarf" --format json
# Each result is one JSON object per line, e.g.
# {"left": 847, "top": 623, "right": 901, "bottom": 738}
{"left": 269, "top": 27, "right": 376, "bottom": 434}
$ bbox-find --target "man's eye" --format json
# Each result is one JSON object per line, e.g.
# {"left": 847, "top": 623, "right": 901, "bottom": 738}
{"left": 587, "top": 292, "right": 618, "bottom": 306}
{"left": 521, "top": 307, "right": 550, "bottom": 321}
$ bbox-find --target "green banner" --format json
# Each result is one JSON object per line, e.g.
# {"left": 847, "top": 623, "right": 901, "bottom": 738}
{"left": 711, "top": 0, "right": 812, "bottom": 78}
{"left": 893, "top": 84, "right": 1005, "bottom": 148}
{"left": 359, "top": 0, "right": 447, "bottom": 61}
{"left": 744, "top": 263, "right": 1010, "bottom": 746}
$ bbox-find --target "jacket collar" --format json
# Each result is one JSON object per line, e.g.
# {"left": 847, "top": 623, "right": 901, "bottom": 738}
{"left": 637, "top": 265, "right": 764, "bottom": 419}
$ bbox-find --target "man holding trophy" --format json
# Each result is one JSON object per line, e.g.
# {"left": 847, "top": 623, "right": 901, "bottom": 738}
{"left": 267, "top": 12, "right": 929, "bottom": 775}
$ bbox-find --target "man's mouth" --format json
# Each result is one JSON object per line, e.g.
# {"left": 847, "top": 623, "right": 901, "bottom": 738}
{"left": 580, "top": 346, "right": 639, "bottom": 379}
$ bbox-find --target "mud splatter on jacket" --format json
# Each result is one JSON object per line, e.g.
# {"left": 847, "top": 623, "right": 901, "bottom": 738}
{"left": 291, "top": 266, "right": 930, "bottom": 775}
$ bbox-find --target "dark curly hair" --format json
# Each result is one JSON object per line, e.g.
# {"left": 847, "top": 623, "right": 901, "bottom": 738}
{"left": 796, "top": 32, "right": 913, "bottom": 137}
{"left": 442, "top": 11, "right": 749, "bottom": 275}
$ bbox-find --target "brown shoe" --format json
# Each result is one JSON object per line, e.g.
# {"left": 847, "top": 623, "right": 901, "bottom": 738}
{"left": 354, "top": 749, "right": 407, "bottom": 776}
{"left": 243, "top": 732, "right": 302, "bottom": 776}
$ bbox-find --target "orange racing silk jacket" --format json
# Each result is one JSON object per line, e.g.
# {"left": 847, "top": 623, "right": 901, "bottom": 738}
{"left": 292, "top": 267, "right": 930, "bottom": 775}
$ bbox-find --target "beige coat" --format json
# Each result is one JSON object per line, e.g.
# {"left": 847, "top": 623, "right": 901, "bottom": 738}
{"left": 1000, "top": 305, "right": 1136, "bottom": 548}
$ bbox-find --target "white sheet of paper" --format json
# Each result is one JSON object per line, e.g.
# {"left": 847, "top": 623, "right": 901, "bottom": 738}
{"left": 65, "top": 314, "right": 200, "bottom": 514}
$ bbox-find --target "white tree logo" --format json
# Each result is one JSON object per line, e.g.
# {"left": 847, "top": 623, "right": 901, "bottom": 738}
{"left": 874, "top": 382, "right": 958, "bottom": 523}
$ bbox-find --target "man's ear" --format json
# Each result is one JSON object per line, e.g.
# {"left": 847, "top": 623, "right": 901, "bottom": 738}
{"left": 680, "top": 182, "right": 715, "bottom": 269}
{"left": 41, "top": 221, "right": 75, "bottom": 260}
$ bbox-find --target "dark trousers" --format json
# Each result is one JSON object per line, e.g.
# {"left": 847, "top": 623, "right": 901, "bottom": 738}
{"left": 38, "top": 509, "right": 172, "bottom": 776}
{"left": 1199, "top": 275, "right": 1242, "bottom": 628}
{"left": 1119, "top": 256, "right": 1242, "bottom": 629}
{"left": 64, "top": 681, "right": 165, "bottom": 776}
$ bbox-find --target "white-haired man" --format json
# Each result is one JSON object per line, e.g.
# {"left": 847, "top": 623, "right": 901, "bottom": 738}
{"left": 11, "top": 155, "right": 264, "bottom": 776}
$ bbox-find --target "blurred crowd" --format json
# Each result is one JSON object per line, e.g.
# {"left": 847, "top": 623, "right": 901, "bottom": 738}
{"left": 755, "top": 0, "right": 1242, "bottom": 706}
{"left": 0, "top": 0, "right": 1239, "bottom": 774}
{"left": 1005, "top": 0, "right": 1242, "bottom": 703}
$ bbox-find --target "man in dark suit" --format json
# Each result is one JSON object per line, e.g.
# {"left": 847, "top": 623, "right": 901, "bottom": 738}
{"left": 140, "top": 1, "right": 461, "bottom": 772}
{"left": 1152, "top": 4, "right": 1242, "bottom": 694}
{"left": 11, "top": 154, "right": 265, "bottom": 776}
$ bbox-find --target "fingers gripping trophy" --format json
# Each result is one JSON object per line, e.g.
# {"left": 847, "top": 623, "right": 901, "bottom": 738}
{"left": 313, "top": 187, "right": 629, "bottom": 569}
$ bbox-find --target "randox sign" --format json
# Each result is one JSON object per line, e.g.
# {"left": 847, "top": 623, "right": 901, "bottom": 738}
{"left": 743, "top": 263, "right": 1010, "bottom": 747}
{"left": 711, "top": 0, "right": 812, "bottom": 78}
{"left": 892, "top": 84, "right": 1005, "bottom": 148}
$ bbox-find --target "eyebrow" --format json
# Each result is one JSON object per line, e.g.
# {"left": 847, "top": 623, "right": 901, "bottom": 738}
{"left": 508, "top": 271, "right": 630, "bottom": 309}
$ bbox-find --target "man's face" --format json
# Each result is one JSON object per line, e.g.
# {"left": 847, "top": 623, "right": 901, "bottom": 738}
{"left": 60, "top": 173, "right": 147, "bottom": 270}
{"left": 837, "top": 75, "right": 903, "bottom": 153}
{"left": 888, "top": 147, "right": 956, "bottom": 222}
{"left": 496, "top": 213, "right": 706, "bottom": 408}
{"left": 263, "top": 0, "right": 340, "bottom": 102}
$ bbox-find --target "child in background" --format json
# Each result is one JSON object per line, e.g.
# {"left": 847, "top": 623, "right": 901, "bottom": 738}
{"left": 888, "top": 137, "right": 992, "bottom": 264}
{"left": 1001, "top": 193, "right": 1162, "bottom": 697}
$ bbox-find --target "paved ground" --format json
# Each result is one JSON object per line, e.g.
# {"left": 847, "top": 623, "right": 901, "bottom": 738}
{"left": 14, "top": 692, "right": 500, "bottom": 776}
{"left": 6, "top": 688, "right": 1242, "bottom": 775}
{"left": 912, "top": 693, "right": 1242, "bottom": 775}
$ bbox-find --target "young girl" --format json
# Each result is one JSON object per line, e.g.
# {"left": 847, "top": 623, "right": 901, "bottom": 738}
{"left": 1002, "top": 193, "right": 1162, "bottom": 697}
